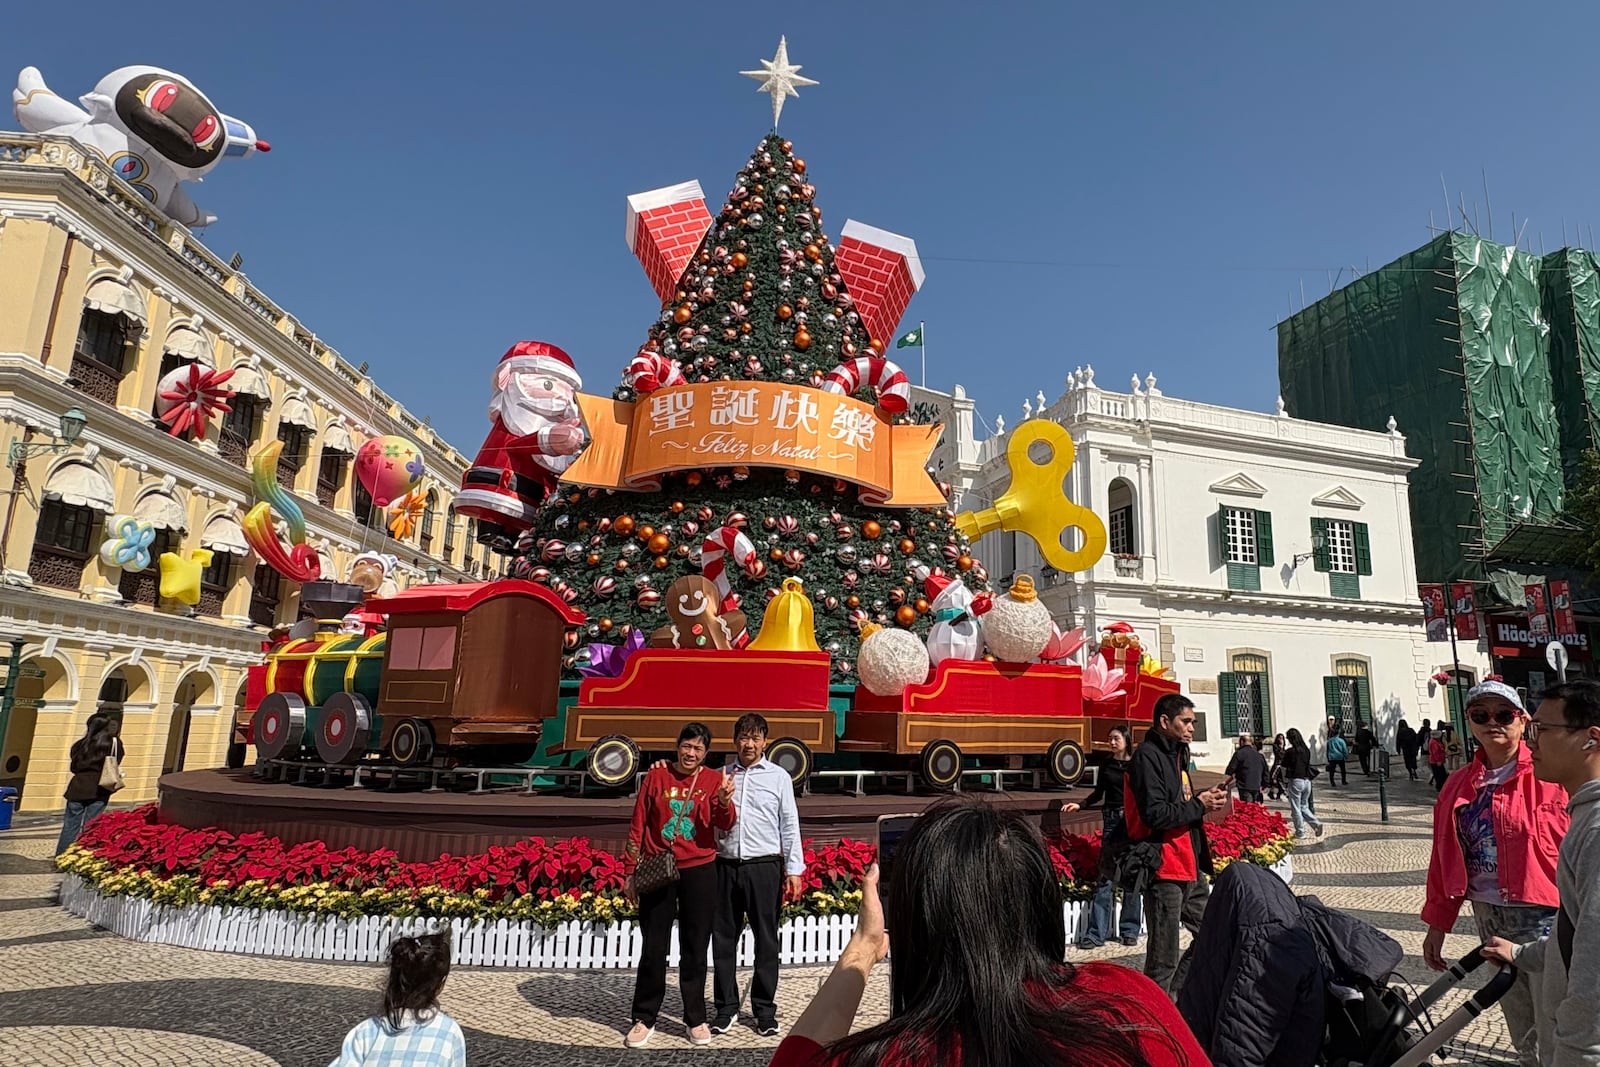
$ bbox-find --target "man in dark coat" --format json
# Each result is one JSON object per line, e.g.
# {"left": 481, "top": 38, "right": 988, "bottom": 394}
{"left": 1126, "top": 693, "right": 1230, "bottom": 997}
{"left": 1225, "top": 733, "right": 1268, "bottom": 802}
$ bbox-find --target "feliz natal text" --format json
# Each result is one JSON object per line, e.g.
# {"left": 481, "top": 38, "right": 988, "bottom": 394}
{"left": 691, "top": 431, "right": 833, "bottom": 462}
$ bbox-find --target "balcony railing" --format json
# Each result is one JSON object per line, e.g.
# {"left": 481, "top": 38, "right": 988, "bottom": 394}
{"left": 219, "top": 428, "right": 249, "bottom": 467}
{"left": 197, "top": 586, "right": 225, "bottom": 617}
{"left": 70, "top": 355, "right": 122, "bottom": 406}
{"left": 28, "top": 546, "right": 86, "bottom": 590}
{"left": 316, "top": 476, "right": 338, "bottom": 508}
{"left": 276, "top": 456, "right": 299, "bottom": 490}
{"left": 1113, "top": 556, "right": 1144, "bottom": 579}
{"left": 119, "top": 566, "right": 161, "bottom": 607}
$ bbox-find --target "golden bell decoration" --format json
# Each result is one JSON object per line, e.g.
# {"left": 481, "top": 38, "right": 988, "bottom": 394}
{"left": 748, "top": 577, "right": 823, "bottom": 652}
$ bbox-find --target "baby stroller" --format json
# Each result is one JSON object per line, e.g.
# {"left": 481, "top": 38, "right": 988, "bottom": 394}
{"left": 1178, "top": 862, "right": 1516, "bottom": 1067}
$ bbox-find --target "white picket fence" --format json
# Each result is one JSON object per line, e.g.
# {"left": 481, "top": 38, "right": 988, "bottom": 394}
{"left": 59, "top": 855, "right": 1289, "bottom": 969}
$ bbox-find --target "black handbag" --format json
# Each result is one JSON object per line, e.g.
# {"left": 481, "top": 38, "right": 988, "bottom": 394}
{"left": 632, "top": 768, "right": 700, "bottom": 896}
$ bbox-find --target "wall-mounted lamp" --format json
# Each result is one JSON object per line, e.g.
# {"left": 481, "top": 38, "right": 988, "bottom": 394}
{"left": 7, "top": 399, "right": 89, "bottom": 467}
{"left": 1292, "top": 532, "right": 1326, "bottom": 569}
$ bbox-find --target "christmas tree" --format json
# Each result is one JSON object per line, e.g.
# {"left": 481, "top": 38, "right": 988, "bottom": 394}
{"left": 511, "top": 133, "right": 987, "bottom": 682}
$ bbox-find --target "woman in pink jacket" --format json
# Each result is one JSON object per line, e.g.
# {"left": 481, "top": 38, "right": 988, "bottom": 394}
{"left": 1422, "top": 680, "right": 1567, "bottom": 1067}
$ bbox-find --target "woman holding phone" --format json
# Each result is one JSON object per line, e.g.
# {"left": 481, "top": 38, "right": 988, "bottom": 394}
{"left": 772, "top": 798, "right": 1209, "bottom": 1066}
{"left": 1073, "top": 725, "right": 1141, "bottom": 949}
{"left": 622, "top": 722, "right": 737, "bottom": 1049}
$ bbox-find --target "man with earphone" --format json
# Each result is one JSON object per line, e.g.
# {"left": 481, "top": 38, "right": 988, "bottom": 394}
{"left": 1482, "top": 679, "right": 1600, "bottom": 1066}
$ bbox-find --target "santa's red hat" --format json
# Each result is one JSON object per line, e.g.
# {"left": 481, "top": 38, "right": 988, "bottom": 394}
{"left": 498, "top": 340, "right": 581, "bottom": 388}
{"left": 1103, "top": 621, "right": 1135, "bottom": 634}
{"left": 912, "top": 563, "right": 953, "bottom": 601}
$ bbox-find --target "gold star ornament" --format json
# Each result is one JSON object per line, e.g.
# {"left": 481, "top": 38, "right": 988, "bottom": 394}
{"left": 741, "top": 36, "right": 818, "bottom": 128}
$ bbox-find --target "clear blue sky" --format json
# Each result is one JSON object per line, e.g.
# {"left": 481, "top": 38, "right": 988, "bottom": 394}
{"left": 9, "top": 1, "right": 1600, "bottom": 452}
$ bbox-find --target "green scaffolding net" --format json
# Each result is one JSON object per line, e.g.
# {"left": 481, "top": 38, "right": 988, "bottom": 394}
{"left": 1278, "top": 232, "right": 1579, "bottom": 583}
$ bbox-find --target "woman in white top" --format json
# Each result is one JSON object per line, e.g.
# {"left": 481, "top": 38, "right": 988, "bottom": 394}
{"left": 329, "top": 932, "right": 466, "bottom": 1067}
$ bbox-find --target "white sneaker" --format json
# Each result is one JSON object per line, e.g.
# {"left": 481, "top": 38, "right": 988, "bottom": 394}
{"left": 624, "top": 1022, "right": 654, "bottom": 1048}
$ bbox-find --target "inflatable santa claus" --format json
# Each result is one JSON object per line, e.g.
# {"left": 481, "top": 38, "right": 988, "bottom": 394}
{"left": 456, "top": 341, "right": 587, "bottom": 542}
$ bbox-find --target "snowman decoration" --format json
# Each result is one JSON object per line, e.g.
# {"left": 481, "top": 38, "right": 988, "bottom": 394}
{"left": 912, "top": 564, "right": 983, "bottom": 665}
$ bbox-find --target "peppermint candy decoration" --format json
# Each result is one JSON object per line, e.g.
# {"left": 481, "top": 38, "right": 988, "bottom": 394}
{"left": 529, "top": 566, "right": 551, "bottom": 583}
{"left": 591, "top": 576, "right": 617, "bottom": 598}
{"left": 783, "top": 548, "right": 807, "bottom": 571}
{"left": 821, "top": 356, "right": 911, "bottom": 414}
{"left": 636, "top": 587, "right": 662, "bottom": 609}
{"left": 511, "top": 557, "right": 533, "bottom": 579}
{"left": 542, "top": 539, "right": 567, "bottom": 563}
{"left": 776, "top": 516, "right": 799, "bottom": 535}
{"left": 626, "top": 349, "right": 686, "bottom": 394}
{"left": 869, "top": 553, "right": 893, "bottom": 575}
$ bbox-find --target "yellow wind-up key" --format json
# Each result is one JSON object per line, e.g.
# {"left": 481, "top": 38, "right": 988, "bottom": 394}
{"left": 954, "top": 419, "right": 1107, "bottom": 573}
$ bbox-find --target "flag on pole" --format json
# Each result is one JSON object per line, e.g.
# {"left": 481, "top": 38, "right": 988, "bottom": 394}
{"left": 895, "top": 328, "right": 922, "bottom": 348}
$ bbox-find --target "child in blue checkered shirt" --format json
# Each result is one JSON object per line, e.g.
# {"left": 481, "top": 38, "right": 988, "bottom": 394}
{"left": 330, "top": 932, "right": 466, "bottom": 1067}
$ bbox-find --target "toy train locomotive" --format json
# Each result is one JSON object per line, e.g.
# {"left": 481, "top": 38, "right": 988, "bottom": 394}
{"left": 242, "top": 580, "right": 1179, "bottom": 791}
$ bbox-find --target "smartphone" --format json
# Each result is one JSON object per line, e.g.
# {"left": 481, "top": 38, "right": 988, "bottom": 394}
{"left": 876, "top": 813, "right": 918, "bottom": 892}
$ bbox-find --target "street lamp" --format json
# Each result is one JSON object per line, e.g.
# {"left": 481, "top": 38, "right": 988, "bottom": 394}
{"left": 1292, "top": 532, "right": 1326, "bottom": 569}
{"left": 8, "top": 398, "right": 90, "bottom": 467}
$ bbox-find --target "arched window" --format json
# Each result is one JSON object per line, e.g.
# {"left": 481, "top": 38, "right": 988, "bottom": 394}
{"left": 352, "top": 475, "right": 375, "bottom": 528}
{"left": 1108, "top": 478, "right": 1137, "bottom": 556}
{"left": 1221, "top": 651, "right": 1272, "bottom": 738}
{"left": 30, "top": 460, "right": 113, "bottom": 590}
{"left": 1324, "top": 657, "right": 1371, "bottom": 735}
{"left": 420, "top": 489, "right": 439, "bottom": 553}
{"left": 97, "top": 671, "right": 130, "bottom": 721}
{"left": 443, "top": 505, "right": 457, "bottom": 560}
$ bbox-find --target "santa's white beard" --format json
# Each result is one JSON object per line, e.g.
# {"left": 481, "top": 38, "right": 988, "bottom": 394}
{"left": 497, "top": 392, "right": 577, "bottom": 437}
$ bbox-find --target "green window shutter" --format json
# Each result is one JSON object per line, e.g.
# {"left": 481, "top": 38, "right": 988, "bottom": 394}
{"left": 1256, "top": 671, "right": 1273, "bottom": 736}
{"left": 1219, "top": 672, "right": 1240, "bottom": 737}
{"left": 1355, "top": 676, "right": 1372, "bottom": 727}
{"left": 1329, "top": 572, "right": 1361, "bottom": 599}
{"left": 1227, "top": 562, "right": 1262, "bottom": 592}
{"left": 1255, "top": 511, "right": 1275, "bottom": 567}
{"left": 1323, "top": 676, "right": 1343, "bottom": 731}
{"left": 1354, "top": 522, "right": 1373, "bottom": 576}
{"left": 1216, "top": 504, "right": 1231, "bottom": 564}
{"left": 1312, "top": 517, "right": 1331, "bottom": 572}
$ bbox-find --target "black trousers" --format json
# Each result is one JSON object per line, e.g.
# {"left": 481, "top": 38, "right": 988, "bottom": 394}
{"left": 632, "top": 860, "right": 718, "bottom": 1028}
{"left": 1237, "top": 788, "right": 1264, "bottom": 803}
{"left": 1430, "top": 763, "right": 1449, "bottom": 792}
{"left": 1142, "top": 876, "right": 1210, "bottom": 998}
{"left": 1402, "top": 750, "right": 1419, "bottom": 778}
{"left": 1357, "top": 750, "right": 1372, "bottom": 775}
{"left": 1327, "top": 759, "right": 1349, "bottom": 785}
{"left": 712, "top": 856, "right": 783, "bottom": 1022}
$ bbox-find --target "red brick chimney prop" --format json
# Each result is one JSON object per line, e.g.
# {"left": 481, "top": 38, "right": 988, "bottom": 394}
{"left": 625, "top": 180, "right": 713, "bottom": 304}
{"left": 835, "top": 220, "right": 926, "bottom": 349}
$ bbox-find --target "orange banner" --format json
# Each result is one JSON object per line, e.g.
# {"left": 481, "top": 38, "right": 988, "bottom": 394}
{"left": 563, "top": 382, "right": 945, "bottom": 507}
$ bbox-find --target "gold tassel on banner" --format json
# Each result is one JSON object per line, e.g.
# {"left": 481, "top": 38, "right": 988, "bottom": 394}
{"left": 749, "top": 577, "right": 823, "bottom": 652}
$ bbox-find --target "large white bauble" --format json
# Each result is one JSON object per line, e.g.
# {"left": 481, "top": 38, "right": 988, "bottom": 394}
{"left": 858, "top": 626, "right": 932, "bottom": 696}
{"left": 983, "top": 595, "right": 1054, "bottom": 663}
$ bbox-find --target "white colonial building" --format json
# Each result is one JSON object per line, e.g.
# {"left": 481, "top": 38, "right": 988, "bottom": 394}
{"left": 944, "top": 370, "right": 1492, "bottom": 766}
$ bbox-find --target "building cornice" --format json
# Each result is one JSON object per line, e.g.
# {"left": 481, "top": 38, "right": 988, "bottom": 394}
{"left": 0, "top": 581, "right": 266, "bottom": 667}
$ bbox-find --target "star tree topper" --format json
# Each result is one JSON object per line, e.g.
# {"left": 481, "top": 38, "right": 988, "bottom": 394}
{"left": 741, "top": 36, "right": 818, "bottom": 128}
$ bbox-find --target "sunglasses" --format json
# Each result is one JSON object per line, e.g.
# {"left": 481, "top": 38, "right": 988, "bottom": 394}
{"left": 1468, "top": 707, "right": 1520, "bottom": 726}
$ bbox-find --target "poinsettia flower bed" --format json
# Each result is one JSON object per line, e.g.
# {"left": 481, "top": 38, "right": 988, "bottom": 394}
{"left": 58, "top": 804, "right": 1292, "bottom": 925}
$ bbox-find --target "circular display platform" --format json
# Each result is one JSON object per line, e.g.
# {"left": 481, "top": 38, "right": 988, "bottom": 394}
{"left": 158, "top": 768, "right": 1226, "bottom": 862}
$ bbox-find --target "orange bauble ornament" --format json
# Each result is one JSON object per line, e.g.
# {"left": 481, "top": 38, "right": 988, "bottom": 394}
{"left": 654, "top": 555, "right": 670, "bottom": 569}
{"left": 957, "top": 555, "right": 974, "bottom": 571}
{"left": 916, "top": 597, "right": 930, "bottom": 614}
{"left": 586, "top": 552, "right": 602, "bottom": 566}
{"left": 862, "top": 520, "right": 882, "bottom": 539}
{"left": 647, "top": 533, "right": 670, "bottom": 554}
{"left": 598, "top": 617, "right": 614, "bottom": 632}
{"left": 846, "top": 594, "right": 861, "bottom": 608}
{"left": 731, "top": 251, "right": 748, "bottom": 268}
{"left": 794, "top": 328, "right": 812, "bottom": 351}
{"left": 674, "top": 305, "right": 692, "bottom": 324}
{"left": 777, "top": 304, "right": 793, "bottom": 319}
{"left": 685, "top": 472, "right": 703, "bottom": 488}
{"left": 637, "top": 525, "right": 655, "bottom": 541}
{"left": 671, "top": 501, "right": 685, "bottom": 513}
{"left": 614, "top": 516, "right": 636, "bottom": 537}
{"left": 896, "top": 605, "right": 918, "bottom": 626}
{"left": 898, "top": 538, "right": 916, "bottom": 554}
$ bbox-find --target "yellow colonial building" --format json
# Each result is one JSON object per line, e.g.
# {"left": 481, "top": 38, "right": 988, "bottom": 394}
{"left": 0, "top": 131, "right": 489, "bottom": 811}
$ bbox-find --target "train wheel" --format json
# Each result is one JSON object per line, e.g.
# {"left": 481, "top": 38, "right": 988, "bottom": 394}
{"left": 1046, "top": 738, "right": 1086, "bottom": 788}
{"left": 388, "top": 718, "right": 435, "bottom": 767}
{"left": 585, "top": 734, "right": 640, "bottom": 789}
{"left": 766, "top": 737, "right": 813, "bottom": 786}
{"left": 918, "top": 738, "right": 963, "bottom": 791}
{"left": 316, "top": 693, "right": 373, "bottom": 765}
{"left": 254, "top": 694, "right": 306, "bottom": 761}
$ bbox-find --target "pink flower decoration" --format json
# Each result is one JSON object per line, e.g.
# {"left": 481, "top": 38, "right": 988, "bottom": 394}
{"left": 1039, "top": 624, "right": 1087, "bottom": 662}
{"left": 1082, "top": 656, "right": 1126, "bottom": 701}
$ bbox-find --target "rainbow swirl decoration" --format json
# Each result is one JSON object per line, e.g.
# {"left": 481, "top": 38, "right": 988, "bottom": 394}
{"left": 242, "top": 441, "right": 322, "bottom": 582}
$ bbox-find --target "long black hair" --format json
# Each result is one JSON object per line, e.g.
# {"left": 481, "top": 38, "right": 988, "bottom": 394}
{"left": 828, "top": 799, "right": 1178, "bottom": 1067}
{"left": 1286, "top": 727, "right": 1310, "bottom": 757}
{"left": 70, "top": 714, "right": 112, "bottom": 764}
{"left": 383, "top": 932, "right": 451, "bottom": 1029}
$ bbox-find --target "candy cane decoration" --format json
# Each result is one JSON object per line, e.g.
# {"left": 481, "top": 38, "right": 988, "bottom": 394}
{"left": 822, "top": 356, "right": 911, "bottom": 414}
{"left": 626, "top": 349, "right": 686, "bottom": 394}
{"left": 701, "top": 526, "right": 756, "bottom": 610}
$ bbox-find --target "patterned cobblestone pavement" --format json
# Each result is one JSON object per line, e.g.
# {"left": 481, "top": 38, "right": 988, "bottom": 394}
{"left": 0, "top": 773, "right": 1518, "bottom": 1065}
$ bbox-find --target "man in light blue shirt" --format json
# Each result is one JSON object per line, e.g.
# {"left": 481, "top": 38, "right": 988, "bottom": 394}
{"left": 710, "top": 713, "right": 806, "bottom": 1037}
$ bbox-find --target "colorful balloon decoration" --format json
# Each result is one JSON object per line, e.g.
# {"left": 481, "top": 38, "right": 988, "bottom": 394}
{"left": 354, "top": 435, "right": 425, "bottom": 509}
{"left": 12, "top": 65, "right": 268, "bottom": 228}
{"left": 386, "top": 488, "right": 428, "bottom": 540}
{"left": 99, "top": 515, "right": 156, "bottom": 572}
{"left": 241, "top": 441, "right": 321, "bottom": 582}
{"left": 158, "top": 548, "right": 212, "bottom": 605}
{"left": 156, "top": 363, "right": 234, "bottom": 439}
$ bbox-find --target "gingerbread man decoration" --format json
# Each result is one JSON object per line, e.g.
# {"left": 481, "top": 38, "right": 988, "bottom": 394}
{"left": 651, "top": 575, "right": 748, "bottom": 650}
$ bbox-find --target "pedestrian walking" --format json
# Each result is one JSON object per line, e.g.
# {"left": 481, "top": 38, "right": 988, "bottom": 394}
{"left": 1422, "top": 681, "right": 1566, "bottom": 1067}
{"left": 1481, "top": 678, "right": 1600, "bottom": 1067}
{"left": 1126, "top": 693, "right": 1229, "bottom": 998}
{"left": 1397, "top": 719, "right": 1421, "bottom": 781}
{"left": 623, "top": 722, "right": 738, "bottom": 1049}
{"left": 1268, "top": 733, "right": 1287, "bottom": 800}
{"left": 1419, "top": 718, "right": 1433, "bottom": 751}
{"left": 56, "top": 714, "right": 123, "bottom": 856}
{"left": 1282, "top": 728, "right": 1324, "bottom": 840}
{"left": 329, "top": 932, "right": 466, "bottom": 1067}
{"left": 1429, "top": 732, "right": 1449, "bottom": 792}
{"left": 1326, "top": 722, "right": 1350, "bottom": 786}
{"left": 710, "top": 713, "right": 805, "bottom": 1038}
{"left": 1069, "top": 725, "right": 1142, "bottom": 949}
{"left": 1355, "top": 724, "right": 1377, "bottom": 776}
{"left": 1225, "top": 732, "right": 1267, "bottom": 803}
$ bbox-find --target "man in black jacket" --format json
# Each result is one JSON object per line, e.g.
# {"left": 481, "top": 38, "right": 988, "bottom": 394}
{"left": 1225, "top": 732, "right": 1268, "bottom": 803}
{"left": 1126, "top": 693, "right": 1230, "bottom": 997}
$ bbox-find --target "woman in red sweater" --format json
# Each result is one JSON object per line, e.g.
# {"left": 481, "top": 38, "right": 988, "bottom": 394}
{"left": 622, "top": 721, "right": 736, "bottom": 1050}
{"left": 770, "top": 799, "right": 1209, "bottom": 1067}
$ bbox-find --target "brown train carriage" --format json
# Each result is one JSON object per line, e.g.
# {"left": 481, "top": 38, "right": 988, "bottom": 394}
{"left": 364, "top": 580, "right": 585, "bottom": 765}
